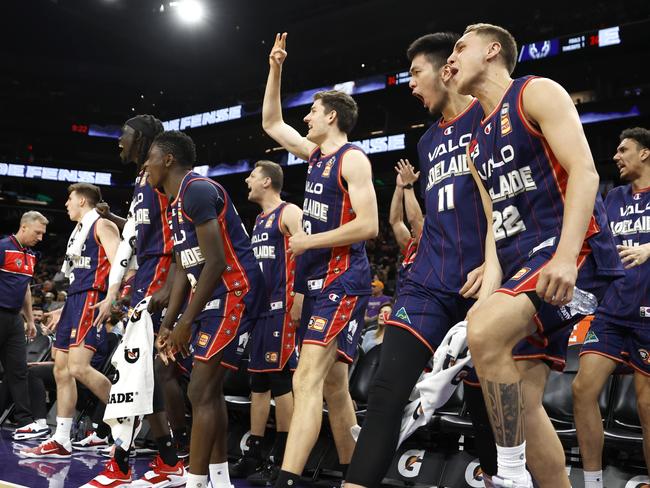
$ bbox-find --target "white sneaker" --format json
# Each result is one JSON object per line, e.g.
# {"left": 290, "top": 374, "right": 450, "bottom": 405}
{"left": 72, "top": 431, "right": 110, "bottom": 451}
{"left": 491, "top": 472, "right": 533, "bottom": 488}
{"left": 13, "top": 421, "right": 51, "bottom": 440}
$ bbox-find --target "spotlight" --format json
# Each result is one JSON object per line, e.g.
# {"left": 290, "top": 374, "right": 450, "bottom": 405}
{"left": 170, "top": 0, "right": 205, "bottom": 24}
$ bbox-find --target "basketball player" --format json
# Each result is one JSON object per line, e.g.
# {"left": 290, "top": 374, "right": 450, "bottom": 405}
{"left": 229, "top": 161, "right": 302, "bottom": 481}
{"left": 345, "top": 32, "right": 495, "bottom": 488}
{"left": 148, "top": 130, "right": 266, "bottom": 488}
{"left": 81, "top": 115, "right": 187, "bottom": 488}
{"left": 447, "top": 23, "right": 624, "bottom": 487}
{"left": 573, "top": 127, "right": 650, "bottom": 488}
{"left": 262, "top": 33, "right": 378, "bottom": 487}
{"left": 22, "top": 183, "right": 120, "bottom": 459}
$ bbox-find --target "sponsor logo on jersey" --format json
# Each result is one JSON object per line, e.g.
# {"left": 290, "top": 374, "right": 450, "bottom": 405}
{"left": 308, "top": 316, "right": 328, "bottom": 332}
{"left": 583, "top": 330, "right": 599, "bottom": 344}
{"left": 395, "top": 307, "right": 411, "bottom": 324}
{"left": 443, "top": 125, "right": 454, "bottom": 136}
{"left": 511, "top": 267, "right": 531, "bottom": 281}
{"left": 198, "top": 332, "right": 211, "bottom": 347}
{"left": 125, "top": 348, "right": 140, "bottom": 363}
{"left": 641, "top": 307, "right": 650, "bottom": 318}
{"left": 70, "top": 328, "right": 77, "bottom": 339}
{"left": 639, "top": 349, "right": 650, "bottom": 365}
{"left": 346, "top": 319, "right": 358, "bottom": 344}
{"left": 265, "top": 213, "right": 276, "bottom": 228}
{"left": 397, "top": 449, "right": 425, "bottom": 478}
{"left": 265, "top": 352, "right": 279, "bottom": 363}
{"left": 634, "top": 192, "right": 641, "bottom": 200}
{"left": 484, "top": 122, "right": 492, "bottom": 135}
{"left": 322, "top": 158, "right": 335, "bottom": 178}
{"left": 328, "top": 293, "right": 341, "bottom": 303}
{"left": 500, "top": 102, "right": 512, "bottom": 136}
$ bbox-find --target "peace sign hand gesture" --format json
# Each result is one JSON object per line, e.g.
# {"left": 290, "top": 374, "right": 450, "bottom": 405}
{"left": 269, "top": 32, "right": 288, "bottom": 68}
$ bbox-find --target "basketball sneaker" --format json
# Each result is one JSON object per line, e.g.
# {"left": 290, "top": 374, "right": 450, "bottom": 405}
{"left": 20, "top": 439, "right": 72, "bottom": 459}
{"left": 129, "top": 454, "right": 187, "bottom": 487}
{"left": 80, "top": 458, "right": 132, "bottom": 488}
{"left": 491, "top": 472, "right": 533, "bottom": 488}
{"left": 13, "top": 421, "right": 51, "bottom": 440}
{"left": 73, "top": 431, "right": 111, "bottom": 451}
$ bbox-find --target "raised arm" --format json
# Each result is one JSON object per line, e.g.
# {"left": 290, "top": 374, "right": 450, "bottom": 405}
{"left": 523, "top": 78, "right": 599, "bottom": 305}
{"left": 388, "top": 165, "right": 411, "bottom": 251}
{"left": 262, "top": 32, "right": 316, "bottom": 161}
{"left": 397, "top": 159, "right": 424, "bottom": 238}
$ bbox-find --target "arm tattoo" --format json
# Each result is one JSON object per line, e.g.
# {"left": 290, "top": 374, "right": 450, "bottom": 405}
{"left": 482, "top": 379, "right": 525, "bottom": 446}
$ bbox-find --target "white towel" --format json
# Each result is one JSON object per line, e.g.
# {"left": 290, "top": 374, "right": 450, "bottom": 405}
{"left": 104, "top": 297, "right": 154, "bottom": 450}
{"left": 61, "top": 208, "right": 100, "bottom": 278}
{"left": 108, "top": 198, "right": 138, "bottom": 288}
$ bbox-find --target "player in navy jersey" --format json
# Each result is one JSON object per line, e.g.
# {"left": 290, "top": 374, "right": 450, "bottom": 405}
{"left": 22, "top": 184, "right": 120, "bottom": 460}
{"left": 345, "top": 32, "right": 497, "bottom": 488}
{"left": 229, "top": 160, "right": 303, "bottom": 481}
{"left": 81, "top": 115, "right": 188, "bottom": 488}
{"left": 572, "top": 127, "right": 650, "bottom": 487}
{"left": 262, "top": 33, "right": 378, "bottom": 487}
{"left": 145, "top": 131, "right": 266, "bottom": 488}
{"left": 388, "top": 159, "right": 423, "bottom": 294}
{"left": 448, "top": 23, "right": 624, "bottom": 487}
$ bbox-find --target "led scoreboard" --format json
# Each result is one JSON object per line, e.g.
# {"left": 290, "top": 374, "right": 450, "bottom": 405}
{"left": 519, "top": 25, "right": 621, "bottom": 62}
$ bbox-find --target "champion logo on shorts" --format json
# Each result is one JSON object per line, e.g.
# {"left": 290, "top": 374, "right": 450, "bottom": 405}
{"left": 639, "top": 349, "right": 650, "bottom": 365}
{"left": 511, "top": 267, "right": 531, "bottom": 281}
{"left": 395, "top": 307, "right": 411, "bottom": 324}
{"left": 583, "top": 330, "right": 599, "bottom": 344}
{"left": 328, "top": 293, "right": 340, "bottom": 303}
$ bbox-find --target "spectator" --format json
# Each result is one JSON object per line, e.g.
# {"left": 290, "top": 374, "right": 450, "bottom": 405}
{"left": 361, "top": 302, "right": 391, "bottom": 353}
{"left": 50, "top": 291, "right": 67, "bottom": 311}
{"left": 42, "top": 292, "right": 55, "bottom": 312}
{"left": 364, "top": 279, "right": 391, "bottom": 326}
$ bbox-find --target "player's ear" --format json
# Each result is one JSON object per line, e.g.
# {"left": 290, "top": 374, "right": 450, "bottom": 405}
{"left": 486, "top": 41, "right": 501, "bottom": 63}
{"left": 640, "top": 147, "right": 650, "bottom": 163}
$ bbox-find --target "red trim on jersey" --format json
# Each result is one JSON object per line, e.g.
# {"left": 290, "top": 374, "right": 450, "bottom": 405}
{"left": 516, "top": 77, "right": 544, "bottom": 137}
{"left": 579, "top": 349, "right": 630, "bottom": 367}
{"left": 196, "top": 293, "right": 242, "bottom": 361}
{"left": 145, "top": 254, "right": 172, "bottom": 297}
{"left": 1, "top": 249, "right": 36, "bottom": 277}
{"left": 70, "top": 290, "right": 99, "bottom": 349}
{"left": 438, "top": 98, "right": 479, "bottom": 128}
{"left": 511, "top": 353, "right": 566, "bottom": 372}
{"left": 401, "top": 237, "right": 418, "bottom": 267}
{"left": 336, "top": 348, "right": 354, "bottom": 364}
{"left": 91, "top": 223, "right": 110, "bottom": 292}
{"left": 632, "top": 185, "right": 650, "bottom": 194}
{"left": 481, "top": 80, "right": 515, "bottom": 125}
{"left": 156, "top": 190, "right": 173, "bottom": 255}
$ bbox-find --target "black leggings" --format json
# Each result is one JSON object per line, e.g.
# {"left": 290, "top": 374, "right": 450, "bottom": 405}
{"left": 346, "top": 326, "right": 496, "bottom": 486}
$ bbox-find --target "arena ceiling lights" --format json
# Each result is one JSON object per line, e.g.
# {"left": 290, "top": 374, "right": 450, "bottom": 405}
{"left": 167, "top": 0, "right": 205, "bottom": 24}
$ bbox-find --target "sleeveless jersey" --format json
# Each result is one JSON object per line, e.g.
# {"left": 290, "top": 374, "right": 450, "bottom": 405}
{"left": 68, "top": 220, "right": 110, "bottom": 295}
{"left": 131, "top": 171, "right": 173, "bottom": 261}
{"left": 468, "top": 76, "right": 622, "bottom": 278}
{"left": 407, "top": 99, "right": 487, "bottom": 293}
{"left": 396, "top": 236, "right": 419, "bottom": 289}
{"left": 252, "top": 202, "right": 296, "bottom": 315}
{"left": 597, "top": 185, "right": 650, "bottom": 327}
{"left": 169, "top": 172, "right": 266, "bottom": 319}
{"left": 295, "top": 143, "right": 371, "bottom": 297}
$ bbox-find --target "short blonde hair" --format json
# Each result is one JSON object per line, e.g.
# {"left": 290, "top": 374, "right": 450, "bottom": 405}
{"left": 20, "top": 211, "right": 49, "bottom": 227}
{"left": 464, "top": 23, "right": 518, "bottom": 74}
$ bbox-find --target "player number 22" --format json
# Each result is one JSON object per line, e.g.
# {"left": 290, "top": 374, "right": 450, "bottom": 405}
{"left": 493, "top": 205, "right": 526, "bottom": 241}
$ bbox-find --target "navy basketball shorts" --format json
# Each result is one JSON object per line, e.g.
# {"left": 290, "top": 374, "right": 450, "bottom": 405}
{"left": 54, "top": 290, "right": 106, "bottom": 352}
{"left": 580, "top": 316, "right": 650, "bottom": 376}
{"left": 130, "top": 254, "right": 172, "bottom": 333}
{"left": 300, "top": 283, "right": 369, "bottom": 364}
{"left": 249, "top": 312, "right": 298, "bottom": 372}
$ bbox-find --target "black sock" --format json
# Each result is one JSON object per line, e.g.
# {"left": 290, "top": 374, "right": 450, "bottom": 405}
{"left": 275, "top": 470, "right": 300, "bottom": 488}
{"left": 248, "top": 434, "right": 264, "bottom": 459}
{"left": 114, "top": 446, "right": 130, "bottom": 474}
{"left": 96, "top": 422, "right": 111, "bottom": 440}
{"left": 172, "top": 427, "right": 189, "bottom": 448}
{"left": 339, "top": 464, "right": 349, "bottom": 478}
{"left": 271, "top": 431, "right": 289, "bottom": 464}
{"left": 156, "top": 435, "right": 178, "bottom": 466}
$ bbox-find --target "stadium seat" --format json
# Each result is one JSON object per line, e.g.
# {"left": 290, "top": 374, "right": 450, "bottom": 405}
{"left": 604, "top": 375, "right": 643, "bottom": 445}
{"left": 224, "top": 358, "right": 252, "bottom": 406}
{"left": 348, "top": 343, "right": 382, "bottom": 413}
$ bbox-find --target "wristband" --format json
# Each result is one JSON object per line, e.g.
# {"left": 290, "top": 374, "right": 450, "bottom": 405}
{"left": 403, "top": 183, "right": 413, "bottom": 189}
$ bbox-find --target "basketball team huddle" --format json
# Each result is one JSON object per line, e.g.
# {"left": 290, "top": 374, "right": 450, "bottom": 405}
{"left": 12, "top": 22, "right": 650, "bottom": 488}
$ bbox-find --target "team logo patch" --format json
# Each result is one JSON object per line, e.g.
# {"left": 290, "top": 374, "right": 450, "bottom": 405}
{"left": 124, "top": 348, "right": 140, "bottom": 364}
{"left": 639, "top": 349, "right": 650, "bottom": 365}
{"left": 640, "top": 307, "right": 650, "bottom": 318}
{"left": 16, "top": 258, "right": 22, "bottom": 268}
{"left": 197, "top": 332, "right": 211, "bottom": 347}
{"left": 346, "top": 320, "right": 359, "bottom": 344}
{"left": 308, "top": 316, "right": 328, "bottom": 332}
{"left": 443, "top": 125, "right": 453, "bottom": 136}
{"left": 265, "top": 213, "right": 276, "bottom": 228}
{"left": 500, "top": 102, "right": 512, "bottom": 136}
{"left": 511, "top": 267, "right": 531, "bottom": 281}
{"left": 583, "top": 330, "right": 599, "bottom": 344}
{"left": 70, "top": 328, "right": 77, "bottom": 339}
{"left": 265, "top": 352, "right": 279, "bottom": 363}
{"left": 484, "top": 122, "right": 492, "bottom": 135}
{"left": 322, "top": 158, "right": 335, "bottom": 178}
{"left": 395, "top": 307, "right": 412, "bottom": 324}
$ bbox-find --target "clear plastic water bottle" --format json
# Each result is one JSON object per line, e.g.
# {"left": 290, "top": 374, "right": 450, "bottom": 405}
{"left": 566, "top": 286, "right": 598, "bottom": 315}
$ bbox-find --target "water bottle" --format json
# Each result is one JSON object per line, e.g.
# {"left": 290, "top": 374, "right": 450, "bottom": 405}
{"left": 566, "top": 286, "right": 598, "bottom": 315}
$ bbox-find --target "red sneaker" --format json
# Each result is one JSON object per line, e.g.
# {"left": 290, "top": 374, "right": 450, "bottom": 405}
{"left": 130, "top": 454, "right": 187, "bottom": 487}
{"left": 80, "top": 459, "right": 132, "bottom": 488}
{"left": 20, "top": 439, "right": 71, "bottom": 459}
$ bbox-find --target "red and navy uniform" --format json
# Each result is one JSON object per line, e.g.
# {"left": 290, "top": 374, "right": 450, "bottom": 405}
{"left": 0, "top": 236, "right": 36, "bottom": 312}
{"left": 469, "top": 76, "right": 623, "bottom": 363}
{"left": 388, "top": 100, "right": 486, "bottom": 353}
{"left": 55, "top": 220, "right": 110, "bottom": 352}
{"left": 295, "top": 143, "right": 371, "bottom": 363}
{"left": 169, "top": 172, "right": 266, "bottom": 367}
{"left": 130, "top": 171, "right": 173, "bottom": 308}
{"left": 395, "top": 235, "right": 419, "bottom": 295}
{"left": 249, "top": 202, "right": 299, "bottom": 372}
{"left": 581, "top": 185, "right": 650, "bottom": 375}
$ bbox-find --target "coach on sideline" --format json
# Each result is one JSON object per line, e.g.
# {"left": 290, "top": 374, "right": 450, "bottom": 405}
{"left": 0, "top": 211, "right": 50, "bottom": 440}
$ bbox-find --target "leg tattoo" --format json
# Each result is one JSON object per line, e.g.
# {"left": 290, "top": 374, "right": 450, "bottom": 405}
{"left": 483, "top": 380, "right": 525, "bottom": 446}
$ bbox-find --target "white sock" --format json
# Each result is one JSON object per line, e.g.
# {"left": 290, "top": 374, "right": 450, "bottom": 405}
{"left": 53, "top": 417, "right": 72, "bottom": 446}
{"left": 584, "top": 470, "right": 603, "bottom": 488}
{"left": 186, "top": 473, "right": 209, "bottom": 488}
{"left": 209, "top": 462, "right": 232, "bottom": 488}
{"left": 36, "top": 418, "right": 48, "bottom": 428}
{"left": 496, "top": 442, "right": 528, "bottom": 483}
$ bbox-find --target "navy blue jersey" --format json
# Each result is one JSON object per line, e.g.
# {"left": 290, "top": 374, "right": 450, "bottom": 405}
{"left": 68, "top": 221, "right": 110, "bottom": 295}
{"left": 169, "top": 172, "right": 266, "bottom": 319}
{"left": 252, "top": 202, "right": 296, "bottom": 315}
{"left": 406, "top": 99, "right": 486, "bottom": 293}
{"left": 468, "top": 76, "right": 623, "bottom": 279}
{"left": 396, "top": 236, "right": 418, "bottom": 290}
{"left": 0, "top": 236, "right": 36, "bottom": 311}
{"left": 597, "top": 185, "right": 650, "bottom": 327}
{"left": 295, "top": 143, "right": 371, "bottom": 297}
{"left": 131, "top": 171, "right": 173, "bottom": 261}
